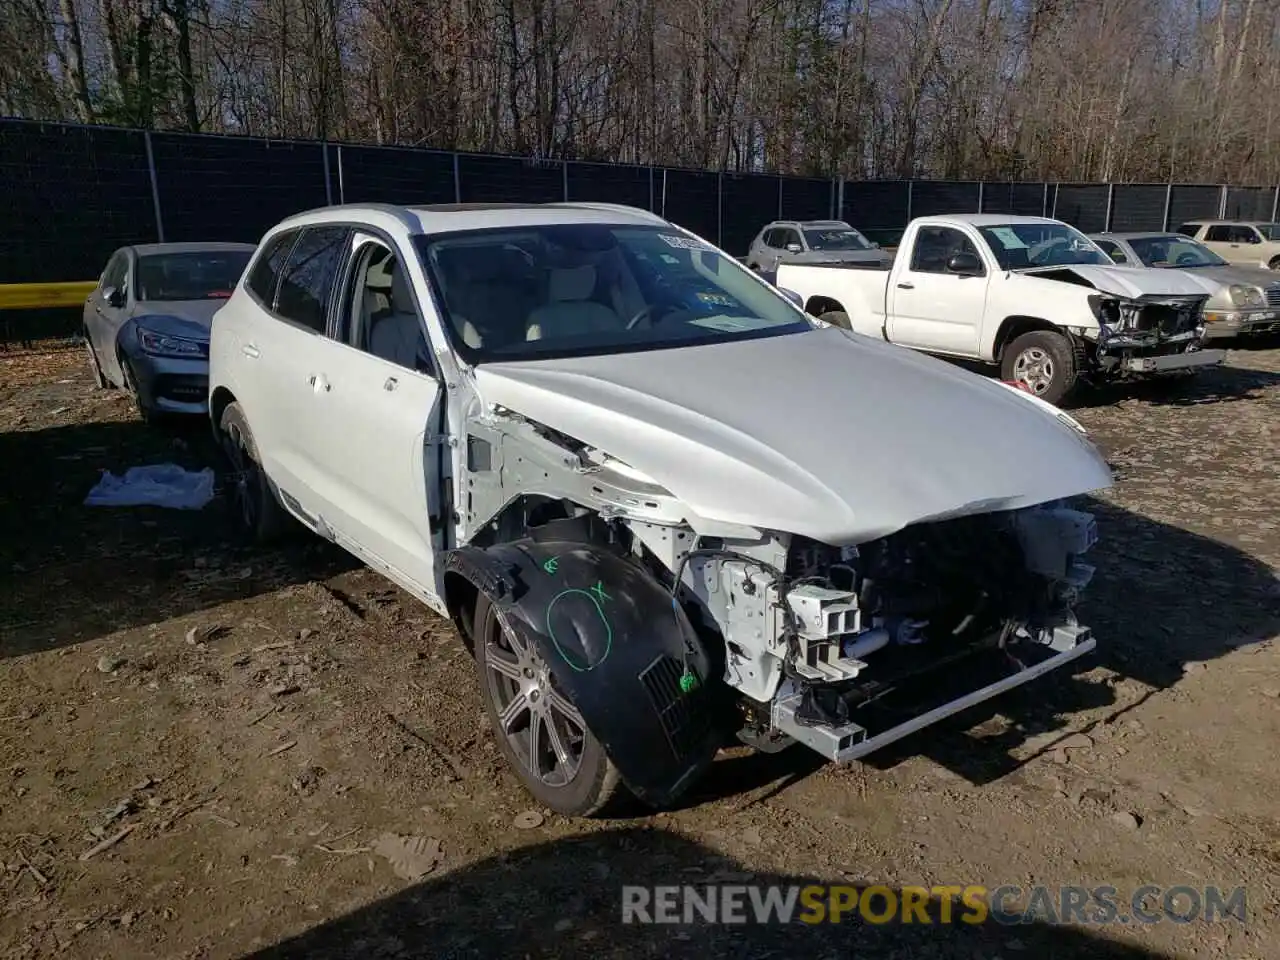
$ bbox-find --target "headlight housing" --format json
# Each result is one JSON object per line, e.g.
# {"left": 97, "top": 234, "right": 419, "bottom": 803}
{"left": 137, "top": 326, "right": 207, "bottom": 358}
{"left": 1227, "top": 284, "right": 1264, "bottom": 308}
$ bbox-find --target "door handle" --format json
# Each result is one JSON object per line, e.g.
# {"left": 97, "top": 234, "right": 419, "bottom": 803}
{"left": 242, "top": 343, "right": 260, "bottom": 358}
{"left": 896, "top": 282, "right": 915, "bottom": 289}
{"left": 383, "top": 376, "right": 398, "bottom": 392}
{"left": 308, "top": 374, "right": 331, "bottom": 393}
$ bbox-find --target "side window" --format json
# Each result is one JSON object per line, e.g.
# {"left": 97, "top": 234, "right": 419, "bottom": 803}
{"left": 275, "top": 226, "right": 350, "bottom": 333}
{"left": 246, "top": 232, "right": 296, "bottom": 309}
{"left": 1174, "top": 223, "right": 1199, "bottom": 238}
{"left": 342, "top": 238, "right": 431, "bottom": 374}
{"left": 910, "top": 226, "right": 982, "bottom": 274}
{"left": 1094, "top": 240, "right": 1126, "bottom": 263}
{"left": 762, "top": 229, "right": 781, "bottom": 249}
{"left": 101, "top": 253, "right": 127, "bottom": 292}
{"left": 781, "top": 229, "right": 802, "bottom": 250}
{"left": 1236, "top": 226, "right": 1263, "bottom": 244}
{"left": 1204, "top": 225, "right": 1232, "bottom": 242}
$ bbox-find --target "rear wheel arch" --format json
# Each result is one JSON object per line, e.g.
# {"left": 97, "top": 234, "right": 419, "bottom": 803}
{"left": 209, "top": 386, "right": 237, "bottom": 433}
{"left": 993, "top": 315, "right": 1063, "bottom": 361}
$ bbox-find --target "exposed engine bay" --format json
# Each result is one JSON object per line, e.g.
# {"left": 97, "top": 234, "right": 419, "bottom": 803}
{"left": 671, "top": 504, "right": 1098, "bottom": 758}
{"left": 1087, "top": 292, "right": 1208, "bottom": 365}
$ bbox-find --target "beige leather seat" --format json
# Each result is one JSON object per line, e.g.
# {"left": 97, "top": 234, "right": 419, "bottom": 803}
{"left": 369, "top": 261, "right": 429, "bottom": 369}
{"left": 526, "top": 264, "right": 622, "bottom": 341}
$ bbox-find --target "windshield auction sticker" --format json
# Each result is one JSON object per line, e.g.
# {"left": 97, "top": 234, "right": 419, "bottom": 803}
{"left": 659, "top": 234, "right": 713, "bottom": 251}
{"left": 988, "top": 227, "right": 1029, "bottom": 249}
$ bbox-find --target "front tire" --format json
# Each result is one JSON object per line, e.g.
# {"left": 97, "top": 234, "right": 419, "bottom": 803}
{"left": 84, "top": 331, "right": 108, "bottom": 389}
{"left": 118, "top": 355, "right": 158, "bottom": 423}
{"left": 1268, "top": 256, "right": 1280, "bottom": 271}
{"left": 473, "top": 591, "right": 623, "bottom": 817}
{"left": 217, "top": 402, "right": 288, "bottom": 544}
{"left": 1001, "top": 330, "right": 1079, "bottom": 405}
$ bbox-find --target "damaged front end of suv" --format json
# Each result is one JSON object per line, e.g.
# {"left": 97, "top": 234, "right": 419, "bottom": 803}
{"left": 441, "top": 326, "right": 1116, "bottom": 816}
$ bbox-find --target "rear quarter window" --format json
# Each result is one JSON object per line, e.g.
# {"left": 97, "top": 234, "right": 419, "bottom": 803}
{"left": 246, "top": 232, "right": 297, "bottom": 309}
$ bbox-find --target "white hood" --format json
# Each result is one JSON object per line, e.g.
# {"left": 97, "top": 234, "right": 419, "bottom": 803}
{"left": 1018, "top": 263, "right": 1211, "bottom": 299}
{"left": 473, "top": 329, "right": 1114, "bottom": 545}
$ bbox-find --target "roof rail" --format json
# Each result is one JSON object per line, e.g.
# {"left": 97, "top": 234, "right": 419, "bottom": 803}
{"left": 553, "top": 201, "right": 669, "bottom": 223}
{"left": 280, "top": 202, "right": 420, "bottom": 231}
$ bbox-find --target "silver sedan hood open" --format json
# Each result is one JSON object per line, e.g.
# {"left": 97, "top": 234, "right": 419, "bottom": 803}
{"left": 473, "top": 329, "right": 1114, "bottom": 544}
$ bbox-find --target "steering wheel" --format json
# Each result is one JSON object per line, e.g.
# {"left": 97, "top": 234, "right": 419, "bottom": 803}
{"left": 626, "top": 304, "right": 664, "bottom": 330}
{"left": 1174, "top": 252, "right": 1199, "bottom": 266}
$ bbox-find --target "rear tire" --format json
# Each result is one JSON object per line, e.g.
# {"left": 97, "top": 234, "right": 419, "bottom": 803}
{"left": 819, "top": 310, "right": 852, "bottom": 331}
{"left": 473, "top": 590, "right": 624, "bottom": 817}
{"left": 1001, "top": 330, "right": 1079, "bottom": 406}
{"left": 217, "top": 402, "right": 288, "bottom": 544}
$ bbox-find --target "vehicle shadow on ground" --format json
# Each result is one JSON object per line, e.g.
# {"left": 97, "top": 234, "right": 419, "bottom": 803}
{"left": 1065, "top": 360, "right": 1280, "bottom": 409}
{"left": 0, "top": 416, "right": 358, "bottom": 659}
{"left": 860, "top": 493, "right": 1279, "bottom": 785}
{"left": 244, "top": 827, "right": 1179, "bottom": 959}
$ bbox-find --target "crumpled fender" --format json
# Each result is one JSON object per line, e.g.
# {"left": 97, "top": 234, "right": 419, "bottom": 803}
{"left": 444, "top": 539, "right": 719, "bottom": 807}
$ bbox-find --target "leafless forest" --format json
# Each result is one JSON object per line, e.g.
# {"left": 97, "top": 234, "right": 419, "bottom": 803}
{"left": 2, "top": 0, "right": 1279, "bottom": 183}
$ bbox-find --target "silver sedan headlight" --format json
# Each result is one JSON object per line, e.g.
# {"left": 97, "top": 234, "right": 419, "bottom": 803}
{"left": 1227, "top": 284, "right": 1264, "bottom": 308}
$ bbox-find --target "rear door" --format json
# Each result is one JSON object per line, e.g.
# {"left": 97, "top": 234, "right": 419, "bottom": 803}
{"left": 239, "top": 225, "right": 353, "bottom": 518}
{"left": 885, "top": 225, "right": 988, "bottom": 356}
{"left": 300, "top": 231, "right": 445, "bottom": 597}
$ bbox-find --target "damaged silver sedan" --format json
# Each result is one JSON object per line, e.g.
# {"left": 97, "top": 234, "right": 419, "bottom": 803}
{"left": 208, "top": 202, "right": 1114, "bottom": 816}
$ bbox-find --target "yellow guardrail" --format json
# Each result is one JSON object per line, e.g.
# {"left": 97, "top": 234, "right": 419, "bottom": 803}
{"left": 0, "top": 281, "right": 97, "bottom": 311}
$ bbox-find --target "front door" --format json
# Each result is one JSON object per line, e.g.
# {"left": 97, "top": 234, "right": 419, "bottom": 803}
{"left": 1201, "top": 224, "right": 1262, "bottom": 265}
{"left": 87, "top": 251, "right": 132, "bottom": 385}
{"left": 303, "top": 233, "right": 446, "bottom": 599}
{"left": 886, "top": 225, "right": 988, "bottom": 356}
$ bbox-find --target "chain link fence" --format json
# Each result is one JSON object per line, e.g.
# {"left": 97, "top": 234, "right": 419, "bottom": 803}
{"left": 3, "top": 118, "right": 1279, "bottom": 342}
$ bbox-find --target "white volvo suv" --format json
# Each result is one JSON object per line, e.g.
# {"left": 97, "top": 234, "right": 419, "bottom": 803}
{"left": 208, "top": 202, "right": 1112, "bottom": 816}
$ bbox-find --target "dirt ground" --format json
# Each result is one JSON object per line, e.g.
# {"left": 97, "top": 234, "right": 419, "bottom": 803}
{"left": 1, "top": 341, "right": 1278, "bottom": 960}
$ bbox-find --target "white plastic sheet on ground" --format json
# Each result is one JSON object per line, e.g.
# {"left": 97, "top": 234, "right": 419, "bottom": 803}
{"left": 84, "top": 464, "right": 216, "bottom": 511}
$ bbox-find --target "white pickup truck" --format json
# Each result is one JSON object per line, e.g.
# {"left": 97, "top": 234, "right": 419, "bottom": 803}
{"left": 776, "top": 214, "right": 1225, "bottom": 403}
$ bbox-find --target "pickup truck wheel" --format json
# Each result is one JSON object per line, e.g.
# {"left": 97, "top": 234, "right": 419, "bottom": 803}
{"left": 1001, "top": 330, "right": 1078, "bottom": 405}
{"left": 819, "top": 310, "right": 852, "bottom": 330}
{"left": 217, "top": 402, "right": 288, "bottom": 544}
{"left": 473, "top": 590, "right": 623, "bottom": 817}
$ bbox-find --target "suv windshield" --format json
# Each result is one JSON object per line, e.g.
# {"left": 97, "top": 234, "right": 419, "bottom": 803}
{"left": 1128, "top": 236, "right": 1226, "bottom": 268}
{"left": 1258, "top": 223, "right": 1280, "bottom": 241}
{"left": 137, "top": 251, "right": 252, "bottom": 301}
{"left": 802, "top": 227, "right": 873, "bottom": 251}
{"left": 977, "top": 223, "right": 1112, "bottom": 270}
{"left": 415, "top": 224, "right": 813, "bottom": 362}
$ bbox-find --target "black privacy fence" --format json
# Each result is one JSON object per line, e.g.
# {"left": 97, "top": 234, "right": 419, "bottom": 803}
{"left": 2, "top": 118, "right": 1279, "bottom": 342}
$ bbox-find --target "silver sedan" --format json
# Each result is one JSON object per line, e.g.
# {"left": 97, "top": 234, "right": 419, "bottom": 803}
{"left": 1090, "top": 232, "right": 1280, "bottom": 341}
{"left": 83, "top": 242, "right": 256, "bottom": 422}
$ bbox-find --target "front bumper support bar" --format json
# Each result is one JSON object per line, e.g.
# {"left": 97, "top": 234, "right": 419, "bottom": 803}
{"left": 772, "top": 624, "right": 1096, "bottom": 762}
